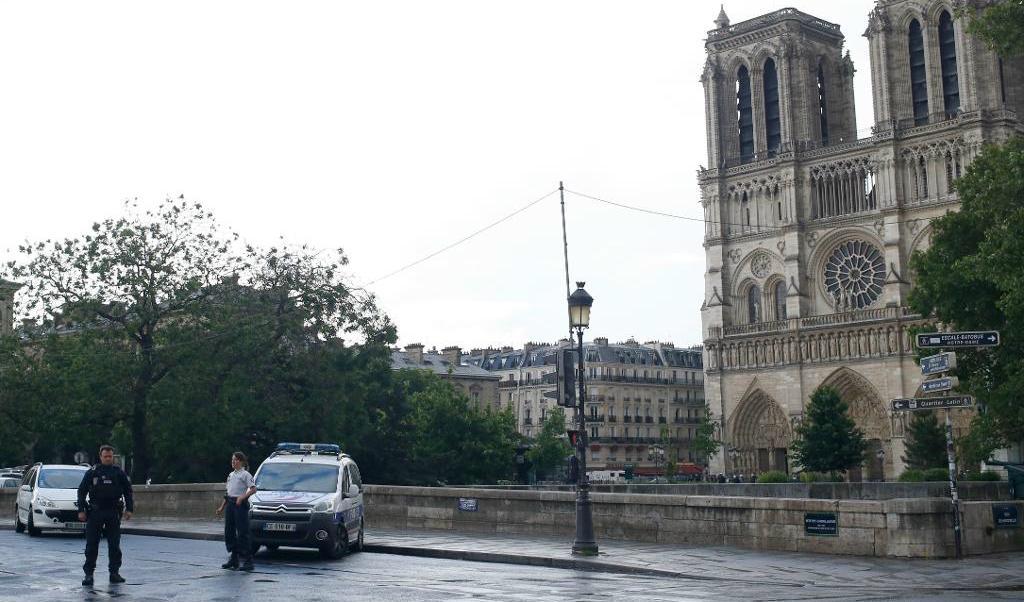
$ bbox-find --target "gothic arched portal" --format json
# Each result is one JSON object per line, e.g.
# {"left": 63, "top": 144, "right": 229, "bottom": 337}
{"left": 819, "top": 367, "right": 892, "bottom": 480}
{"left": 729, "top": 389, "right": 793, "bottom": 474}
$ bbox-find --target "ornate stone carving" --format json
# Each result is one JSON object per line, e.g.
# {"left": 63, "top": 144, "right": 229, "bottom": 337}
{"left": 728, "top": 249, "right": 743, "bottom": 264}
{"left": 751, "top": 252, "right": 772, "bottom": 278}
{"left": 824, "top": 240, "right": 885, "bottom": 310}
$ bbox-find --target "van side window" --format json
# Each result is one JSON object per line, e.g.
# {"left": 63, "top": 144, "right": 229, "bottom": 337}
{"left": 22, "top": 467, "right": 36, "bottom": 489}
{"left": 341, "top": 467, "right": 351, "bottom": 492}
{"left": 350, "top": 464, "right": 362, "bottom": 488}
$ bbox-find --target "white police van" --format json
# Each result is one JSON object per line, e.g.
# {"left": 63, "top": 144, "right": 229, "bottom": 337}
{"left": 248, "top": 443, "right": 364, "bottom": 559}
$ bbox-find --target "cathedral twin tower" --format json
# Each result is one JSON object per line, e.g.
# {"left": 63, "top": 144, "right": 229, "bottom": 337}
{"left": 698, "top": 2, "right": 1023, "bottom": 478}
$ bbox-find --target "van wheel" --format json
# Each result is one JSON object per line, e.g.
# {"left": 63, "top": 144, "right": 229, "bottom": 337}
{"left": 14, "top": 508, "right": 25, "bottom": 533}
{"left": 27, "top": 509, "right": 41, "bottom": 536}
{"left": 320, "top": 527, "right": 347, "bottom": 560}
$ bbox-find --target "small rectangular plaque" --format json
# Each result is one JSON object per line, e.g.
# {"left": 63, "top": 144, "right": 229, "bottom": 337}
{"left": 993, "top": 504, "right": 1019, "bottom": 529}
{"left": 458, "top": 497, "right": 478, "bottom": 512}
{"left": 805, "top": 512, "right": 838, "bottom": 536}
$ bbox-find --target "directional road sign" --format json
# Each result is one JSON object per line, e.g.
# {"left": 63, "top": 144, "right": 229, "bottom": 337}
{"left": 891, "top": 396, "right": 974, "bottom": 412}
{"left": 921, "top": 376, "right": 959, "bottom": 393}
{"left": 921, "top": 352, "right": 957, "bottom": 376}
{"left": 916, "top": 331, "right": 1000, "bottom": 348}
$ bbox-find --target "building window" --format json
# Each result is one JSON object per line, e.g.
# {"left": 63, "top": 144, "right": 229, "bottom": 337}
{"left": 817, "top": 62, "right": 829, "bottom": 145}
{"left": 736, "top": 65, "right": 754, "bottom": 163}
{"left": 774, "top": 281, "right": 787, "bottom": 320}
{"left": 939, "top": 11, "right": 960, "bottom": 115}
{"left": 763, "top": 58, "right": 780, "bottom": 154}
{"left": 747, "top": 284, "right": 762, "bottom": 323}
{"left": 909, "top": 19, "right": 928, "bottom": 125}
{"left": 823, "top": 240, "right": 885, "bottom": 310}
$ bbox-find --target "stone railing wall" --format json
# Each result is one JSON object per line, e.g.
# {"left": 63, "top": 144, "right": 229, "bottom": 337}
{"left": 706, "top": 310, "right": 925, "bottom": 372}
{"left": 3, "top": 485, "right": 1020, "bottom": 558}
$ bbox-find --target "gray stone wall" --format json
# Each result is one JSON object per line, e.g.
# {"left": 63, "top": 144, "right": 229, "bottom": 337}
{"left": 4, "top": 485, "right": 1019, "bottom": 558}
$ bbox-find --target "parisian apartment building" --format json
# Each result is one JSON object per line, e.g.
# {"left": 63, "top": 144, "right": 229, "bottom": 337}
{"left": 466, "top": 338, "right": 705, "bottom": 473}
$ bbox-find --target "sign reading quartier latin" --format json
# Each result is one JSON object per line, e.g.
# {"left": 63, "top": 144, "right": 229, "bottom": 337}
{"left": 916, "top": 331, "right": 1000, "bottom": 348}
{"left": 891, "top": 396, "right": 974, "bottom": 411}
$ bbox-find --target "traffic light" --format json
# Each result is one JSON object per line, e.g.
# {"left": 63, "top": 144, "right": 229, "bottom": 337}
{"left": 555, "top": 348, "right": 577, "bottom": 408}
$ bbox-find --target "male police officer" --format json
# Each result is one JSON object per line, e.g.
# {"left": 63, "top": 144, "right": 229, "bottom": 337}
{"left": 77, "top": 444, "right": 134, "bottom": 586}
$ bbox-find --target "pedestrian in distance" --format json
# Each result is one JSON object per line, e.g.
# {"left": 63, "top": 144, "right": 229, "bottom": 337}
{"left": 77, "top": 444, "right": 134, "bottom": 587}
{"left": 216, "top": 451, "right": 257, "bottom": 571}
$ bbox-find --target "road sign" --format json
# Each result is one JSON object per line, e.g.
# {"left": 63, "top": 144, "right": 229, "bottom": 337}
{"left": 921, "top": 352, "right": 957, "bottom": 376}
{"left": 891, "top": 396, "right": 974, "bottom": 411}
{"left": 916, "top": 331, "right": 1000, "bottom": 348}
{"left": 921, "top": 376, "right": 959, "bottom": 393}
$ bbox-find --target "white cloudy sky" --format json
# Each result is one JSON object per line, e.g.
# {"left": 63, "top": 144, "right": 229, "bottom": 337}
{"left": 0, "top": 0, "right": 876, "bottom": 350}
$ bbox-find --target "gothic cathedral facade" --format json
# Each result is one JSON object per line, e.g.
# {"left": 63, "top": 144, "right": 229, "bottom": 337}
{"left": 699, "top": 2, "right": 1023, "bottom": 478}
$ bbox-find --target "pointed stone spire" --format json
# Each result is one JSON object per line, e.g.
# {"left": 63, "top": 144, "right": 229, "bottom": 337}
{"left": 714, "top": 5, "right": 730, "bottom": 29}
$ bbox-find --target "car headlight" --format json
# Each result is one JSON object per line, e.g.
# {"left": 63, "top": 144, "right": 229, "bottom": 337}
{"left": 313, "top": 501, "right": 331, "bottom": 513}
{"left": 35, "top": 496, "right": 56, "bottom": 508}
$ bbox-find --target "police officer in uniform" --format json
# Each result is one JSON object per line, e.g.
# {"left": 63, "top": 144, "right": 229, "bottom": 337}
{"left": 77, "top": 444, "right": 134, "bottom": 586}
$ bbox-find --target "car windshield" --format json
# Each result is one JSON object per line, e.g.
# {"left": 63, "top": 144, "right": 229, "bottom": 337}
{"left": 38, "top": 468, "right": 87, "bottom": 489}
{"left": 1, "top": 478, "right": 19, "bottom": 488}
{"left": 256, "top": 463, "right": 338, "bottom": 493}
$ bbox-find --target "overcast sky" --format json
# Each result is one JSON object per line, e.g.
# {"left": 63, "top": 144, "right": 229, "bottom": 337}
{"left": 0, "top": 0, "right": 876, "bottom": 351}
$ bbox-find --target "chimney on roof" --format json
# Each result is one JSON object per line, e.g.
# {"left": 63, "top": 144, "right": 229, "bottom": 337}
{"left": 501, "top": 346, "right": 513, "bottom": 353}
{"left": 442, "top": 345, "right": 462, "bottom": 367}
{"left": 404, "top": 343, "right": 424, "bottom": 364}
{"left": 594, "top": 337, "right": 608, "bottom": 346}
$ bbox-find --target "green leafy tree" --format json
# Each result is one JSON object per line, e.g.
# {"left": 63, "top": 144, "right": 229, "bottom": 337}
{"left": 902, "top": 412, "right": 947, "bottom": 470}
{"left": 958, "top": 1, "right": 1024, "bottom": 57}
{"left": 691, "top": 405, "right": 721, "bottom": 468}
{"left": 909, "top": 138, "right": 1024, "bottom": 457}
{"left": 526, "top": 408, "right": 572, "bottom": 480}
{"left": 790, "top": 386, "right": 867, "bottom": 476}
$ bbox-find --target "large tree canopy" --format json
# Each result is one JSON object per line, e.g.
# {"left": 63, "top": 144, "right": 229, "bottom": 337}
{"left": 909, "top": 138, "right": 1024, "bottom": 452}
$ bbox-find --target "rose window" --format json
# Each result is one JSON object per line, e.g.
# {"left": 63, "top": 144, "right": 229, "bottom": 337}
{"left": 823, "top": 240, "right": 885, "bottom": 309}
{"left": 750, "top": 253, "right": 771, "bottom": 278}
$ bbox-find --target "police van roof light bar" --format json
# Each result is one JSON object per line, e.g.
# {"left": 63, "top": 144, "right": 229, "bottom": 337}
{"left": 274, "top": 442, "right": 342, "bottom": 455}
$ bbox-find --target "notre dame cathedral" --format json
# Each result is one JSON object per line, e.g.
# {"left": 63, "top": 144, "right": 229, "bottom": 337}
{"left": 699, "top": 2, "right": 1023, "bottom": 478}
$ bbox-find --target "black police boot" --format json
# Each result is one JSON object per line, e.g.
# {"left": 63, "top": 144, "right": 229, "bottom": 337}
{"left": 221, "top": 554, "right": 239, "bottom": 570}
{"left": 239, "top": 558, "right": 254, "bottom": 572}
{"left": 82, "top": 573, "right": 94, "bottom": 586}
{"left": 109, "top": 572, "right": 125, "bottom": 584}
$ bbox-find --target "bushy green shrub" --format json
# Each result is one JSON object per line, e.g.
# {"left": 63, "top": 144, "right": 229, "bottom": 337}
{"left": 799, "top": 471, "right": 845, "bottom": 483}
{"left": 962, "top": 471, "right": 1001, "bottom": 481}
{"left": 924, "top": 467, "right": 950, "bottom": 481}
{"left": 899, "top": 469, "right": 926, "bottom": 482}
{"left": 756, "top": 471, "right": 789, "bottom": 483}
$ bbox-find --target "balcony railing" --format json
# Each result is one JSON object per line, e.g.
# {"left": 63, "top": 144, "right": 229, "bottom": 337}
{"left": 644, "top": 417, "right": 653, "bottom": 424}
{"left": 607, "top": 416, "right": 617, "bottom": 423}
{"left": 623, "top": 416, "right": 632, "bottom": 423}
{"left": 585, "top": 415, "right": 605, "bottom": 423}
{"left": 658, "top": 417, "right": 667, "bottom": 424}
{"left": 713, "top": 306, "right": 920, "bottom": 339}
{"left": 522, "top": 418, "right": 533, "bottom": 425}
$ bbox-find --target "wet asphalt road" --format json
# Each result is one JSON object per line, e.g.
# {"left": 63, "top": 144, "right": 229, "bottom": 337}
{"left": 0, "top": 530, "right": 1019, "bottom": 601}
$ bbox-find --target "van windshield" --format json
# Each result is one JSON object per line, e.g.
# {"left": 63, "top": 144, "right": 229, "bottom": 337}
{"left": 38, "top": 468, "right": 88, "bottom": 489}
{"left": 256, "top": 463, "right": 338, "bottom": 493}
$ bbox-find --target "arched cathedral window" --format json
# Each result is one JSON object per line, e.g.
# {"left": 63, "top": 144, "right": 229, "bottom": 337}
{"left": 747, "top": 284, "right": 762, "bottom": 324}
{"left": 817, "top": 62, "right": 829, "bottom": 145}
{"left": 938, "top": 11, "right": 960, "bottom": 115}
{"left": 773, "top": 281, "right": 787, "bottom": 320}
{"left": 763, "top": 58, "right": 780, "bottom": 155}
{"left": 909, "top": 19, "right": 928, "bottom": 125}
{"left": 737, "top": 66, "right": 754, "bottom": 163}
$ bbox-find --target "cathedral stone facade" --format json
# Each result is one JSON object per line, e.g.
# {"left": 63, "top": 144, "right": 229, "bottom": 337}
{"left": 699, "top": 2, "right": 1023, "bottom": 478}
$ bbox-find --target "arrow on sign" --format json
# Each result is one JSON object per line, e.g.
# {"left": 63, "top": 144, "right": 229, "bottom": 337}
{"left": 891, "top": 396, "right": 974, "bottom": 411}
{"left": 921, "top": 377, "right": 959, "bottom": 393}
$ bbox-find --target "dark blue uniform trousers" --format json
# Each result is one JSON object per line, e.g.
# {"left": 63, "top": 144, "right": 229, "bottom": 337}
{"left": 224, "top": 498, "right": 251, "bottom": 559}
{"left": 83, "top": 508, "right": 122, "bottom": 574}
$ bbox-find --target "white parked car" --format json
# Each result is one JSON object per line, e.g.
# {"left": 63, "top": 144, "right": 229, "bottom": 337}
{"left": 14, "top": 463, "right": 90, "bottom": 535}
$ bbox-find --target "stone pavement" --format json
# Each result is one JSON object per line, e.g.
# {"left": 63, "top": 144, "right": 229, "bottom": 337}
{"left": 120, "top": 518, "right": 1024, "bottom": 594}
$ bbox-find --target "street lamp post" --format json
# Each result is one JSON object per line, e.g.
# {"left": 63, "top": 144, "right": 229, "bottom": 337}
{"left": 568, "top": 281, "right": 598, "bottom": 556}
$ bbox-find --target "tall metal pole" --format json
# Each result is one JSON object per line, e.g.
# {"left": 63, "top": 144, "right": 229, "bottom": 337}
{"left": 572, "top": 325, "right": 597, "bottom": 555}
{"left": 944, "top": 406, "right": 963, "bottom": 558}
{"left": 559, "top": 182, "right": 573, "bottom": 342}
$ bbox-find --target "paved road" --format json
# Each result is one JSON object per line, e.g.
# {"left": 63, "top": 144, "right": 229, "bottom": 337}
{"left": 0, "top": 531, "right": 1020, "bottom": 601}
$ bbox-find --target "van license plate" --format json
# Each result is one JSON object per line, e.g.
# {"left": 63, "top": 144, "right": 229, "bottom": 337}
{"left": 264, "top": 522, "right": 296, "bottom": 532}
{"left": 63, "top": 522, "right": 84, "bottom": 529}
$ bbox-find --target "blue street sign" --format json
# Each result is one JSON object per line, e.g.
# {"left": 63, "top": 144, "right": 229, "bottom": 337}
{"left": 921, "top": 377, "right": 958, "bottom": 393}
{"left": 921, "top": 352, "right": 957, "bottom": 376}
{"left": 916, "top": 331, "right": 1000, "bottom": 348}
{"left": 891, "top": 396, "right": 974, "bottom": 411}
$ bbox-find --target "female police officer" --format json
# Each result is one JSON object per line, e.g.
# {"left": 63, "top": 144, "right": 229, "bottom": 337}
{"left": 216, "top": 451, "right": 257, "bottom": 571}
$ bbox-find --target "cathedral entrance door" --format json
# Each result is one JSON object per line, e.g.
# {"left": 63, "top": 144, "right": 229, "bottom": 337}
{"left": 772, "top": 448, "right": 788, "bottom": 473}
{"left": 757, "top": 449, "right": 770, "bottom": 472}
{"left": 865, "top": 439, "right": 884, "bottom": 481}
